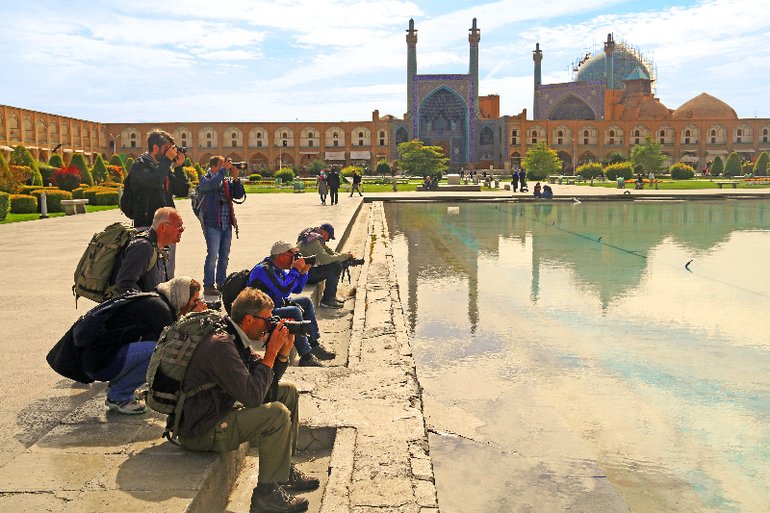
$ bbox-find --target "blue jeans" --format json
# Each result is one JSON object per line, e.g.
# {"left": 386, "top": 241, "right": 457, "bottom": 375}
{"left": 273, "top": 296, "right": 320, "bottom": 357}
{"left": 87, "top": 341, "right": 156, "bottom": 403}
{"left": 307, "top": 262, "right": 343, "bottom": 303}
{"left": 203, "top": 225, "right": 233, "bottom": 287}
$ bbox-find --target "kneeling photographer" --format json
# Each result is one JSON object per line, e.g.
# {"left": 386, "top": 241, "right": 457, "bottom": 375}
{"left": 247, "top": 240, "right": 334, "bottom": 367}
{"left": 297, "top": 223, "right": 362, "bottom": 309}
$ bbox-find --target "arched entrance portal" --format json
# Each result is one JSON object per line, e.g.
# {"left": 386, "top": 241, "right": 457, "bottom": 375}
{"left": 418, "top": 87, "right": 468, "bottom": 165}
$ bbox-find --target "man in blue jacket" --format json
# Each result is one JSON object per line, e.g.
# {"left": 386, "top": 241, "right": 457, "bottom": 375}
{"left": 248, "top": 241, "right": 334, "bottom": 367}
{"left": 198, "top": 156, "right": 245, "bottom": 296}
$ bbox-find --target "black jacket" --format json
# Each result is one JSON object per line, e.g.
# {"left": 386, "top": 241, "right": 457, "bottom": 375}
{"left": 129, "top": 152, "right": 189, "bottom": 227}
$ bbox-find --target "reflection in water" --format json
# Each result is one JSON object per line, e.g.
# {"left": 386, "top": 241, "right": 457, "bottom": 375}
{"left": 386, "top": 200, "right": 770, "bottom": 513}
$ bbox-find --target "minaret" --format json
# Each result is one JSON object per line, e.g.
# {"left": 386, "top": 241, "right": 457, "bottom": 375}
{"left": 604, "top": 33, "right": 615, "bottom": 90}
{"left": 533, "top": 42, "right": 542, "bottom": 119}
{"left": 468, "top": 18, "right": 481, "bottom": 107}
{"left": 406, "top": 19, "right": 418, "bottom": 121}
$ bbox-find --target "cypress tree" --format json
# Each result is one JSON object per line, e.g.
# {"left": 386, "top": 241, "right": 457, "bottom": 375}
{"left": 724, "top": 152, "right": 741, "bottom": 177}
{"left": 710, "top": 156, "right": 724, "bottom": 176}
{"left": 91, "top": 154, "right": 109, "bottom": 183}
{"left": 49, "top": 153, "right": 65, "bottom": 168}
{"left": 10, "top": 145, "right": 42, "bottom": 186}
{"left": 109, "top": 154, "right": 126, "bottom": 172}
{"left": 753, "top": 152, "right": 769, "bottom": 176}
{"left": 69, "top": 153, "right": 94, "bottom": 186}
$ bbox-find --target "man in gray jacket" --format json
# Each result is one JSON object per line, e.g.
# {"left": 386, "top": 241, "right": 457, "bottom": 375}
{"left": 296, "top": 222, "right": 358, "bottom": 309}
{"left": 177, "top": 288, "right": 318, "bottom": 513}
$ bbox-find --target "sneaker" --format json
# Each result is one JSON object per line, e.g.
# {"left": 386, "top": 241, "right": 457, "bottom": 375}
{"left": 319, "top": 300, "right": 343, "bottom": 309}
{"left": 298, "top": 353, "right": 323, "bottom": 367}
{"left": 203, "top": 285, "right": 220, "bottom": 296}
{"left": 310, "top": 344, "right": 336, "bottom": 360}
{"left": 280, "top": 464, "right": 320, "bottom": 491}
{"left": 105, "top": 398, "right": 146, "bottom": 415}
{"left": 250, "top": 485, "right": 308, "bottom": 513}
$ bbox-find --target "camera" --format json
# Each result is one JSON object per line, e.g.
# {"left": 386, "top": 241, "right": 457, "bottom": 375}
{"left": 205, "top": 299, "right": 222, "bottom": 310}
{"left": 345, "top": 257, "right": 365, "bottom": 267}
{"left": 231, "top": 161, "right": 248, "bottom": 170}
{"left": 264, "top": 315, "right": 313, "bottom": 337}
{"left": 175, "top": 145, "right": 187, "bottom": 155}
{"left": 294, "top": 253, "right": 317, "bottom": 266}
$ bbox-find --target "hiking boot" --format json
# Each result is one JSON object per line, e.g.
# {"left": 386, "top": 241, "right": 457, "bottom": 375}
{"left": 250, "top": 484, "right": 308, "bottom": 513}
{"left": 203, "top": 285, "right": 220, "bottom": 296}
{"left": 105, "top": 398, "right": 146, "bottom": 415}
{"left": 319, "top": 300, "right": 343, "bottom": 309}
{"left": 310, "top": 344, "right": 335, "bottom": 360}
{"left": 280, "top": 464, "right": 320, "bottom": 491}
{"left": 298, "top": 353, "right": 323, "bottom": 367}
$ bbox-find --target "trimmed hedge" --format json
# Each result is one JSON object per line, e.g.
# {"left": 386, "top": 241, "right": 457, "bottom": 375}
{"left": 10, "top": 194, "right": 38, "bottom": 213}
{"left": 99, "top": 181, "right": 122, "bottom": 188}
{"left": 604, "top": 162, "right": 634, "bottom": 181}
{"left": 248, "top": 173, "right": 262, "bottom": 181}
{"left": 94, "top": 191, "right": 119, "bottom": 206}
{"left": 670, "top": 162, "right": 695, "bottom": 180}
{"left": 10, "top": 146, "right": 42, "bottom": 186}
{"left": 576, "top": 162, "right": 603, "bottom": 180}
{"left": 30, "top": 188, "right": 72, "bottom": 212}
{"left": 275, "top": 168, "right": 295, "bottom": 183}
{"left": 83, "top": 186, "right": 118, "bottom": 205}
{"left": 71, "top": 187, "right": 86, "bottom": 199}
{"left": 69, "top": 153, "right": 94, "bottom": 186}
{"left": 38, "top": 163, "right": 57, "bottom": 186}
{"left": 0, "top": 191, "right": 9, "bottom": 221}
{"left": 18, "top": 185, "right": 45, "bottom": 195}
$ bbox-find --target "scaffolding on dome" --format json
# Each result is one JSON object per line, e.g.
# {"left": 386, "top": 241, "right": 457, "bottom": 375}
{"left": 570, "top": 38, "right": 657, "bottom": 94}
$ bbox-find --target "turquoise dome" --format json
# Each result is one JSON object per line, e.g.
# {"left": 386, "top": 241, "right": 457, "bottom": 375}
{"left": 575, "top": 48, "right": 650, "bottom": 90}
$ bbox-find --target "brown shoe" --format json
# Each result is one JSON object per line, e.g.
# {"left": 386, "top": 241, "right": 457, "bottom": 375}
{"left": 250, "top": 485, "right": 308, "bottom": 513}
{"left": 280, "top": 464, "right": 320, "bottom": 491}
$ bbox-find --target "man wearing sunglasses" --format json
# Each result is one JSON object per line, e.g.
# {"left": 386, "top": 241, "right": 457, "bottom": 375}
{"left": 177, "top": 288, "right": 318, "bottom": 513}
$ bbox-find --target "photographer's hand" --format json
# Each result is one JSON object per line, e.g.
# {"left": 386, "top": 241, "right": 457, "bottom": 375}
{"left": 279, "top": 334, "right": 294, "bottom": 359}
{"left": 291, "top": 257, "right": 308, "bottom": 273}
{"left": 263, "top": 319, "right": 289, "bottom": 368}
{"left": 231, "top": 164, "right": 239, "bottom": 180}
{"left": 165, "top": 145, "right": 179, "bottom": 162}
{"left": 173, "top": 152, "right": 185, "bottom": 167}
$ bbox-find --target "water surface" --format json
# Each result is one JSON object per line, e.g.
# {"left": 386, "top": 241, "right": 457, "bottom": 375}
{"left": 386, "top": 200, "right": 770, "bottom": 512}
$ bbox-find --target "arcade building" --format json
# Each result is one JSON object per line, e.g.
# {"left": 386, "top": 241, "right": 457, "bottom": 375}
{"left": 1, "top": 20, "right": 768, "bottom": 173}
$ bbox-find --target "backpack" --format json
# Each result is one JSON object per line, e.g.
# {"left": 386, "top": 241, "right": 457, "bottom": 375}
{"left": 146, "top": 310, "right": 227, "bottom": 442}
{"left": 72, "top": 222, "right": 157, "bottom": 305}
{"left": 221, "top": 269, "right": 251, "bottom": 315}
{"left": 119, "top": 171, "right": 136, "bottom": 220}
{"left": 189, "top": 185, "right": 206, "bottom": 223}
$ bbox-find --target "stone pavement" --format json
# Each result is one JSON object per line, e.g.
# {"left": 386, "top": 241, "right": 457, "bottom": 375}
{"left": 0, "top": 192, "right": 364, "bottom": 512}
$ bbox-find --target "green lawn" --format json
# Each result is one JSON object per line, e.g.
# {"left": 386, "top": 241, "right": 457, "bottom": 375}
{"left": 0, "top": 205, "right": 118, "bottom": 224}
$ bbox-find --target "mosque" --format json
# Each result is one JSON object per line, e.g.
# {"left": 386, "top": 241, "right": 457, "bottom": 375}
{"left": 1, "top": 19, "right": 768, "bottom": 173}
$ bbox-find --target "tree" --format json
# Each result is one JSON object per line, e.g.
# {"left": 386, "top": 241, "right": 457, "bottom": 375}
{"left": 307, "top": 159, "right": 327, "bottom": 176}
{"left": 0, "top": 152, "right": 14, "bottom": 193}
{"left": 630, "top": 138, "right": 666, "bottom": 174}
{"left": 754, "top": 152, "right": 769, "bottom": 176}
{"left": 109, "top": 154, "right": 125, "bottom": 172}
{"left": 396, "top": 139, "right": 449, "bottom": 177}
{"left": 724, "top": 152, "right": 741, "bottom": 177}
{"left": 522, "top": 143, "right": 561, "bottom": 180}
{"left": 91, "top": 154, "right": 109, "bottom": 183}
{"left": 49, "top": 153, "right": 65, "bottom": 168}
{"left": 376, "top": 160, "right": 392, "bottom": 176}
{"left": 601, "top": 151, "right": 626, "bottom": 166}
{"left": 710, "top": 156, "right": 724, "bottom": 176}
{"left": 10, "top": 145, "right": 42, "bottom": 186}
{"left": 576, "top": 162, "right": 602, "bottom": 181}
{"left": 69, "top": 153, "right": 94, "bottom": 185}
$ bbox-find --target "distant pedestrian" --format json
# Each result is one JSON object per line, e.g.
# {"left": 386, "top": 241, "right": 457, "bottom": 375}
{"left": 512, "top": 170, "right": 519, "bottom": 192}
{"left": 350, "top": 171, "right": 363, "bottom": 197}
{"left": 317, "top": 172, "right": 328, "bottom": 205}
{"left": 327, "top": 168, "right": 340, "bottom": 205}
{"left": 519, "top": 169, "right": 528, "bottom": 192}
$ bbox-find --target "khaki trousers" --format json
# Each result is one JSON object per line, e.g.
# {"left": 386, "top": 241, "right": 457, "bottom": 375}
{"left": 180, "top": 383, "right": 299, "bottom": 484}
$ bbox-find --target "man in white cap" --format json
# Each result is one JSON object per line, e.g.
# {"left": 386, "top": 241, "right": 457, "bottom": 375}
{"left": 247, "top": 240, "right": 330, "bottom": 366}
{"left": 47, "top": 277, "right": 206, "bottom": 414}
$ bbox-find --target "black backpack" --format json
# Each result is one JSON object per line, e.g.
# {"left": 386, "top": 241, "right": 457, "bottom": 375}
{"left": 221, "top": 269, "right": 251, "bottom": 315}
{"left": 119, "top": 171, "right": 136, "bottom": 220}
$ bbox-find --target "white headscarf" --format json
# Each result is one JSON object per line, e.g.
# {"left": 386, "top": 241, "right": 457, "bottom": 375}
{"left": 156, "top": 276, "right": 194, "bottom": 317}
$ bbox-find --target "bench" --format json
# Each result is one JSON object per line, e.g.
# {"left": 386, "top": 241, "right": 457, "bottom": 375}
{"left": 60, "top": 199, "right": 89, "bottom": 215}
{"left": 715, "top": 181, "right": 739, "bottom": 189}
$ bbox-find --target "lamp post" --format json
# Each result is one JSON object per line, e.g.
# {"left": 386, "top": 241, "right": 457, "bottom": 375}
{"left": 109, "top": 133, "right": 117, "bottom": 155}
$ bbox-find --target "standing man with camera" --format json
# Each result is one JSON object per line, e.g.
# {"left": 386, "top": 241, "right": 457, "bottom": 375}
{"left": 123, "top": 129, "right": 190, "bottom": 275}
{"left": 326, "top": 168, "right": 341, "bottom": 205}
{"left": 177, "top": 288, "right": 319, "bottom": 513}
{"left": 297, "top": 223, "right": 360, "bottom": 309}
{"left": 198, "top": 156, "right": 245, "bottom": 297}
{"left": 248, "top": 241, "right": 334, "bottom": 367}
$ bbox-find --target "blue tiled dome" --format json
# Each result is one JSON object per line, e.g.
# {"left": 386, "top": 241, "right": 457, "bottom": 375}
{"left": 575, "top": 49, "right": 650, "bottom": 90}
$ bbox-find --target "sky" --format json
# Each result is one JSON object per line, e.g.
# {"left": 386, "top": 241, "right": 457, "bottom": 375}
{"left": 1, "top": 0, "right": 768, "bottom": 123}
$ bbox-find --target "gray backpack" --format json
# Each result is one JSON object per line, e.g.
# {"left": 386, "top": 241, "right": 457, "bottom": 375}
{"left": 72, "top": 222, "right": 157, "bottom": 305}
{"left": 146, "top": 310, "right": 229, "bottom": 442}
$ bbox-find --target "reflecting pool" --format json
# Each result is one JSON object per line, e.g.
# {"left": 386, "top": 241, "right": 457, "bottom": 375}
{"left": 386, "top": 200, "right": 770, "bottom": 513}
